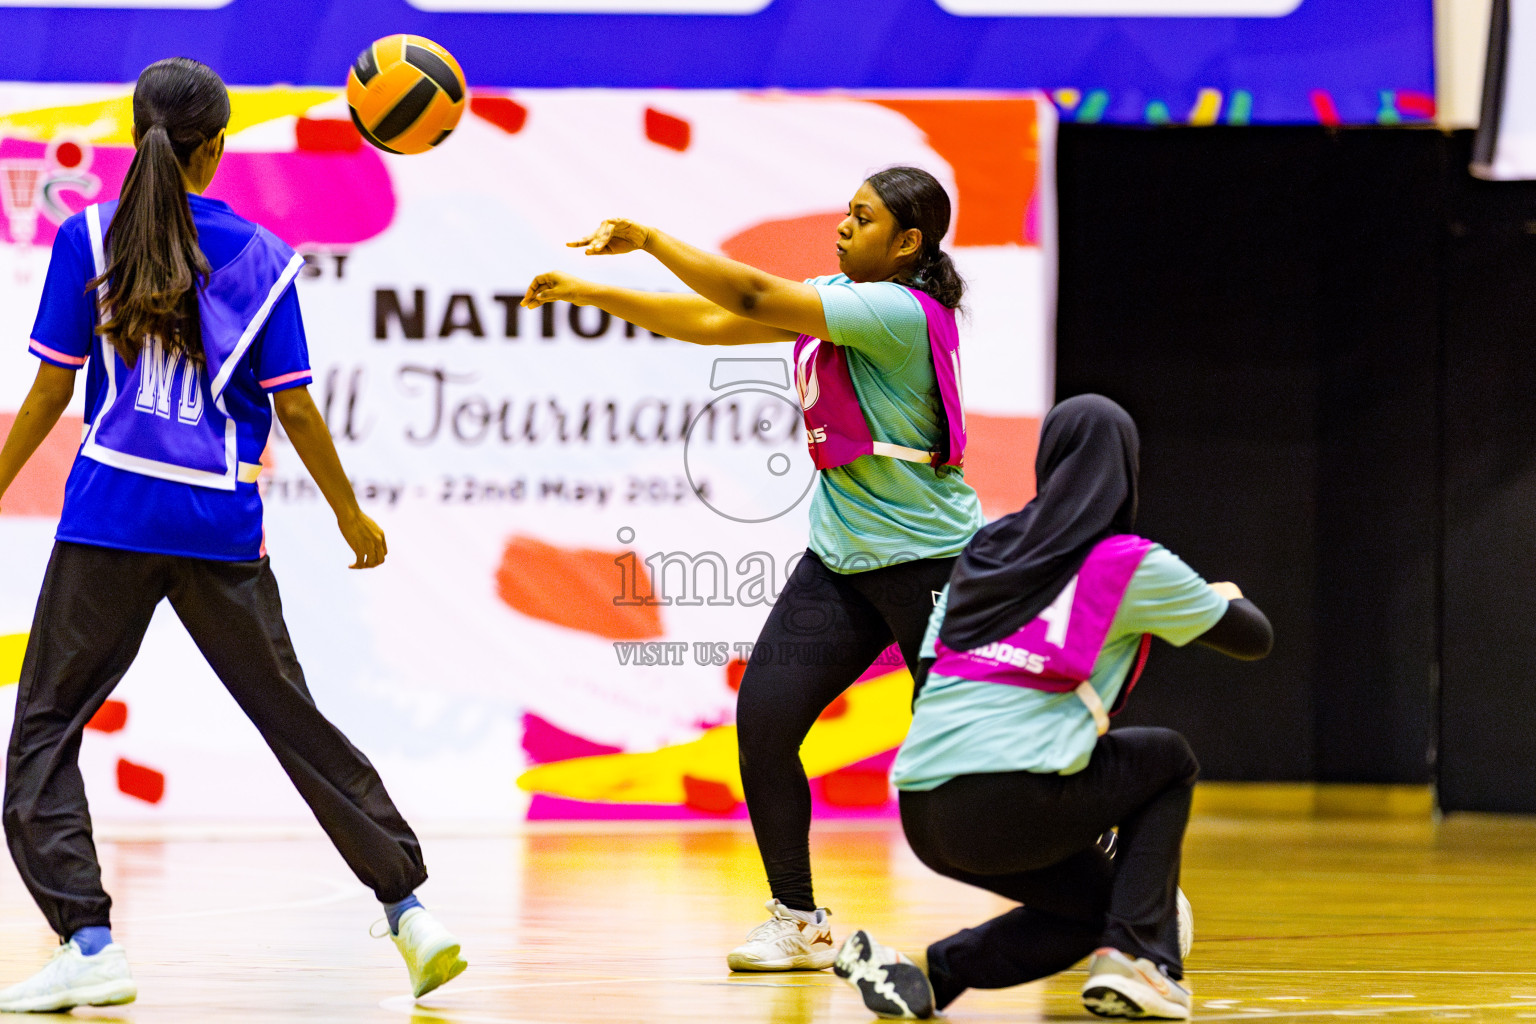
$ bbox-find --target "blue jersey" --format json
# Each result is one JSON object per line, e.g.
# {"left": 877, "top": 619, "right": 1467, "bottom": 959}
{"left": 28, "top": 194, "right": 310, "bottom": 561}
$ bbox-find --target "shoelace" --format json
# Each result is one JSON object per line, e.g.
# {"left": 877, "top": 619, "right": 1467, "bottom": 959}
{"left": 743, "top": 915, "right": 801, "bottom": 943}
{"left": 369, "top": 918, "right": 394, "bottom": 940}
{"left": 16, "top": 945, "right": 79, "bottom": 992}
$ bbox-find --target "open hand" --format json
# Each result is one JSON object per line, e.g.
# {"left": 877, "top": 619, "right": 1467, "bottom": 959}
{"left": 568, "top": 218, "right": 650, "bottom": 256}
{"left": 338, "top": 509, "right": 387, "bottom": 569}
{"left": 522, "top": 271, "right": 591, "bottom": 309}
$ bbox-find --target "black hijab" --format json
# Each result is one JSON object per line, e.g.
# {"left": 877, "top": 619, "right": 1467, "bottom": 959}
{"left": 939, "top": 394, "right": 1140, "bottom": 651}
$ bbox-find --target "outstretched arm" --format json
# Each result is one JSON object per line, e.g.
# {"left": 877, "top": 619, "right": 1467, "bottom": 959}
{"left": 522, "top": 272, "right": 797, "bottom": 347}
{"left": 567, "top": 219, "right": 831, "bottom": 340}
{"left": 1195, "top": 582, "right": 1273, "bottom": 660}
{"left": 273, "top": 386, "right": 386, "bottom": 569}
{"left": 0, "top": 363, "right": 76, "bottom": 513}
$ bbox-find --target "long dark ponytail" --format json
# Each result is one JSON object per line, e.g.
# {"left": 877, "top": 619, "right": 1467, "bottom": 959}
{"left": 89, "top": 57, "right": 230, "bottom": 366}
{"left": 865, "top": 165, "right": 966, "bottom": 311}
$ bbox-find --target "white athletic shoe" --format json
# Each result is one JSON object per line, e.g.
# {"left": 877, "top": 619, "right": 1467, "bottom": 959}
{"left": 834, "top": 929, "right": 935, "bottom": 1019}
{"left": 0, "top": 940, "right": 136, "bottom": 1013}
{"left": 726, "top": 899, "right": 836, "bottom": 971}
{"left": 388, "top": 907, "right": 468, "bottom": 998}
{"left": 1176, "top": 888, "right": 1194, "bottom": 960}
{"left": 1082, "top": 947, "right": 1192, "bottom": 1020}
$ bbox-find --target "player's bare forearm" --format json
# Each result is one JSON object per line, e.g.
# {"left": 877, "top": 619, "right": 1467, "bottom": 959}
{"left": 0, "top": 363, "right": 75, "bottom": 507}
{"left": 639, "top": 230, "right": 829, "bottom": 339}
{"left": 585, "top": 285, "right": 795, "bottom": 346}
{"left": 273, "top": 386, "right": 387, "bottom": 568}
{"left": 273, "top": 387, "right": 361, "bottom": 519}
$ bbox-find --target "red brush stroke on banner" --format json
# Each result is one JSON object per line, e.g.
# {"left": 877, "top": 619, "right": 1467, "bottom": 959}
{"left": 720, "top": 212, "right": 842, "bottom": 281}
{"left": 644, "top": 108, "right": 691, "bottom": 152}
{"left": 965, "top": 413, "right": 1040, "bottom": 518}
{"left": 868, "top": 98, "right": 1042, "bottom": 247}
{"left": 496, "top": 535, "right": 664, "bottom": 640}
{"left": 116, "top": 759, "right": 165, "bottom": 804}
{"left": 471, "top": 94, "right": 529, "bottom": 134}
{"left": 87, "top": 700, "right": 128, "bottom": 734}
{"left": 0, "top": 413, "right": 80, "bottom": 518}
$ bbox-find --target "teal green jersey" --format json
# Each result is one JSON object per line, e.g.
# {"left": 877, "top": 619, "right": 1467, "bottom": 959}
{"left": 806, "top": 275, "right": 984, "bottom": 573}
{"left": 892, "top": 543, "right": 1228, "bottom": 790}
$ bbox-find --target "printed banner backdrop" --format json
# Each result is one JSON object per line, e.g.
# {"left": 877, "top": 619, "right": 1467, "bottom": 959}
{"left": 0, "top": 0, "right": 1434, "bottom": 126}
{"left": 0, "top": 86, "right": 1055, "bottom": 823}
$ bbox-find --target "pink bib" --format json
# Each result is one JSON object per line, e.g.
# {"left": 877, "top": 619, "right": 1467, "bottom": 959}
{"left": 932, "top": 535, "right": 1155, "bottom": 734}
{"left": 793, "top": 287, "right": 965, "bottom": 471}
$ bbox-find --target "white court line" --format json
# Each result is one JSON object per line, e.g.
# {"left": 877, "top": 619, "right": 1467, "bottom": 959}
{"left": 1192, "top": 1003, "right": 1536, "bottom": 1022}
{"left": 381, "top": 975, "right": 738, "bottom": 1023}
{"left": 381, "top": 975, "right": 1536, "bottom": 1024}
{"left": 1191, "top": 976, "right": 1536, "bottom": 982}
{"left": 114, "top": 862, "right": 367, "bottom": 924}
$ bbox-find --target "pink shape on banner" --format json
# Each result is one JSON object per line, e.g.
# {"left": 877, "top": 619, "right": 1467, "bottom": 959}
{"left": 0, "top": 137, "right": 396, "bottom": 250}
{"left": 526, "top": 791, "right": 899, "bottom": 822}
{"left": 522, "top": 712, "right": 623, "bottom": 765}
{"left": 1397, "top": 91, "right": 1436, "bottom": 119}
{"left": 1310, "top": 90, "right": 1341, "bottom": 126}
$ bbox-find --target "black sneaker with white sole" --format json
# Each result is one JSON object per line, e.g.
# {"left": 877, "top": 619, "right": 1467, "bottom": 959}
{"left": 834, "top": 930, "right": 935, "bottom": 1020}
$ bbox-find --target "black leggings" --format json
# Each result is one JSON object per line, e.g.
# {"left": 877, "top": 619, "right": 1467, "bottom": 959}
{"left": 736, "top": 549, "right": 956, "bottom": 912}
{"left": 899, "top": 727, "right": 1198, "bottom": 1010}
{"left": 5, "top": 542, "right": 427, "bottom": 939}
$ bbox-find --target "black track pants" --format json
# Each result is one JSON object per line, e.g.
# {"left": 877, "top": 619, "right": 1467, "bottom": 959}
{"left": 4, "top": 541, "right": 428, "bottom": 939}
{"left": 736, "top": 549, "right": 956, "bottom": 912}
{"left": 898, "top": 727, "right": 1199, "bottom": 1010}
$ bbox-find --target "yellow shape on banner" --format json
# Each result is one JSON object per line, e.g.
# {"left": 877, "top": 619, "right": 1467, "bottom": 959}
{"left": 516, "top": 668, "right": 913, "bottom": 804}
{"left": 1, "top": 632, "right": 26, "bottom": 689}
{"left": 0, "top": 87, "right": 338, "bottom": 144}
{"left": 1188, "top": 88, "right": 1224, "bottom": 126}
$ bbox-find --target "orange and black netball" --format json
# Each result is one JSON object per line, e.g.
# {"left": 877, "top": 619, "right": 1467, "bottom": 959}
{"left": 346, "top": 34, "right": 466, "bottom": 155}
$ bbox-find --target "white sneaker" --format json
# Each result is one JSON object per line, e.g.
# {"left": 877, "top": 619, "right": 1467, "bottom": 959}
{"left": 0, "top": 940, "right": 136, "bottom": 1012}
{"left": 833, "top": 929, "right": 935, "bottom": 1019}
{"left": 726, "top": 899, "right": 836, "bottom": 972}
{"left": 1082, "top": 947, "right": 1192, "bottom": 1020}
{"left": 1176, "top": 888, "right": 1194, "bottom": 960}
{"left": 388, "top": 907, "right": 468, "bottom": 998}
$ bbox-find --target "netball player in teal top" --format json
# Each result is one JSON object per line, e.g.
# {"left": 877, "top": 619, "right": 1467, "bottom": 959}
{"left": 524, "top": 167, "right": 985, "bottom": 972}
{"left": 0, "top": 59, "right": 464, "bottom": 1011}
{"left": 834, "top": 395, "right": 1273, "bottom": 1021}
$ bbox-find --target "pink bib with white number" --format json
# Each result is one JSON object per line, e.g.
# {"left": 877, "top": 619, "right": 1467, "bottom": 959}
{"left": 931, "top": 535, "right": 1153, "bottom": 714}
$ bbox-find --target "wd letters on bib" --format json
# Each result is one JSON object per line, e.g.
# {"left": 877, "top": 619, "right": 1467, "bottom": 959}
{"left": 0, "top": 87, "right": 1055, "bottom": 825}
{"left": 78, "top": 202, "right": 305, "bottom": 494}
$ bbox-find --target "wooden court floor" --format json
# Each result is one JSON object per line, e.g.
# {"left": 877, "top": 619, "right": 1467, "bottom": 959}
{"left": 1, "top": 812, "right": 1534, "bottom": 1022}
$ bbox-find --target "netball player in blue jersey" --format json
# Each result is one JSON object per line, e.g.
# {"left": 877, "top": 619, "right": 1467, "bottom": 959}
{"left": 524, "top": 167, "right": 985, "bottom": 972}
{"left": 0, "top": 59, "right": 465, "bottom": 1011}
